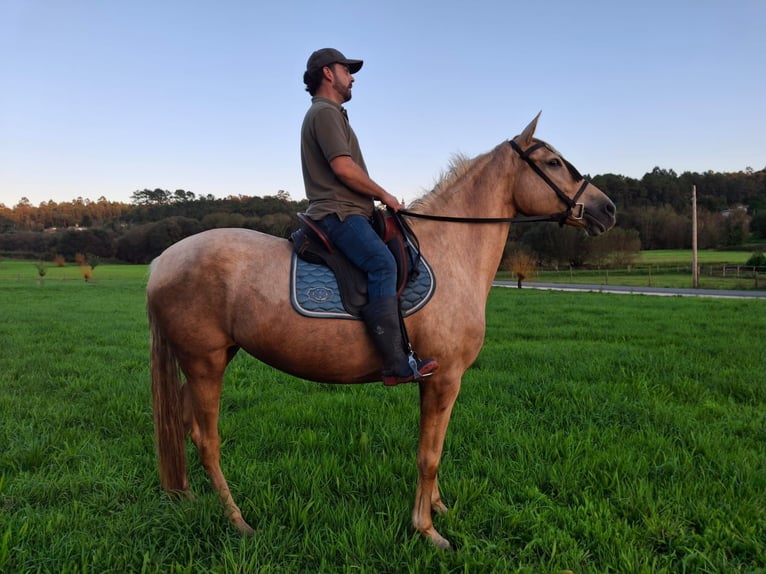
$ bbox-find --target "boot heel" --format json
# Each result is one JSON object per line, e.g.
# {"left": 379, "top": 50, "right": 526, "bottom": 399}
{"left": 382, "top": 357, "right": 439, "bottom": 386}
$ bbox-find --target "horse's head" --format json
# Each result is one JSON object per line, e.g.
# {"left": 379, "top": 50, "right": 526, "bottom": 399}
{"left": 510, "top": 113, "right": 616, "bottom": 236}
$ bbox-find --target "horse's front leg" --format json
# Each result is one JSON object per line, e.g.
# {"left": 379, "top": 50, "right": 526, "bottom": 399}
{"left": 413, "top": 374, "right": 461, "bottom": 550}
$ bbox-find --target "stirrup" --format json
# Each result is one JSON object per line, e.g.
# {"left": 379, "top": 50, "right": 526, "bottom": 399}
{"left": 408, "top": 353, "right": 433, "bottom": 379}
{"left": 382, "top": 353, "right": 438, "bottom": 386}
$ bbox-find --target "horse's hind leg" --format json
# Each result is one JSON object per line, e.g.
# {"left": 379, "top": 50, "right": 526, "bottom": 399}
{"left": 181, "top": 351, "right": 254, "bottom": 536}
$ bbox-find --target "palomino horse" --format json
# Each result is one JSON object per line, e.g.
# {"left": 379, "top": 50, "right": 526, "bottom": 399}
{"left": 147, "top": 114, "right": 616, "bottom": 549}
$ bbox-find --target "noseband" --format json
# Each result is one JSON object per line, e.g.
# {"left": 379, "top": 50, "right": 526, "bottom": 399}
{"left": 400, "top": 139, "right": 589, "bottom": 225}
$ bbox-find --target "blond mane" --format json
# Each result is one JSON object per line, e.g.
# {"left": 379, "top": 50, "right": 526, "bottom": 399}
{"left": 408, "top": 151, "right": 487, "bottom": 212}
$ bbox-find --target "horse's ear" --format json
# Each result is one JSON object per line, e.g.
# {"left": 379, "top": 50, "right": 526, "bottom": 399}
{"left": 517, "top": 112, "right": 541, "bottom": 145}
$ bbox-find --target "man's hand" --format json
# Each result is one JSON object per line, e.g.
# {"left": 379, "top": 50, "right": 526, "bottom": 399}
{"left": 380, "top": 192, "right": 405, "bottom": 212}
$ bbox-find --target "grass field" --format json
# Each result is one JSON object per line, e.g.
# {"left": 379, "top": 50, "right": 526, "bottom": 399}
{"left": 635, "top": 250, "right": 754, "bottom": 265}
{"left": 494, "top": 250, "right": 766, "bottom": 291}
{"left": 1, "top": 261, "right": 765, "bottom": 572}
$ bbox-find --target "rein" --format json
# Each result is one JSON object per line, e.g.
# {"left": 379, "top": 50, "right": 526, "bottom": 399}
{"left": 399, "top": 139, "right": 589, "bottom": 226}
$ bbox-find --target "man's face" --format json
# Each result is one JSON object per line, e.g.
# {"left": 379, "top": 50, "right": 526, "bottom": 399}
{"left": 330, "top": 63, "right": 354, "bottom": 103}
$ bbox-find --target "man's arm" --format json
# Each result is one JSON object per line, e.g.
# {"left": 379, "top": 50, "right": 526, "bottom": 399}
{"left": 330, "top": 155, "right": 404, "bottom": 211}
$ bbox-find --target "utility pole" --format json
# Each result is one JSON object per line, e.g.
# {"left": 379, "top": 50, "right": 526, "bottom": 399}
{"left": 692, "top": 185, "right": 699, "bottom": 288}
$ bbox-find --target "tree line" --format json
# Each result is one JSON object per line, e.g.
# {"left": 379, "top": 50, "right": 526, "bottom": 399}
{"left": 1, "top": 165, "right": 764, "bottom": 267}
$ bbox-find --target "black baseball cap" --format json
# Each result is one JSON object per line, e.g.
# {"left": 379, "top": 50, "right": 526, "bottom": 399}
{"left": 305, "top": 48, "right": 363, "bottom": 74}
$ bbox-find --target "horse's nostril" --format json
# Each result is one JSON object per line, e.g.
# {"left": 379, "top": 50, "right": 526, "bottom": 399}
{"left": 605, "top": 201, "right": 616, "bottom": 216}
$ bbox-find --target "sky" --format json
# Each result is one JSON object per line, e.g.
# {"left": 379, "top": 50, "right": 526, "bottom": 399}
{"left": 1, "top": 0, "right": 764, "bottom": 208}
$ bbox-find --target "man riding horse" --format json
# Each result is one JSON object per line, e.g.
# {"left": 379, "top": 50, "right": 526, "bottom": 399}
{"left": 300, "top": 48, "right": 438, "bottom": 386}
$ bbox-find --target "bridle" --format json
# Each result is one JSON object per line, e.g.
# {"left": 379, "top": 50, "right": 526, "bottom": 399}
{"left": 399, "top": 138, "right": 589, "bottom": 226}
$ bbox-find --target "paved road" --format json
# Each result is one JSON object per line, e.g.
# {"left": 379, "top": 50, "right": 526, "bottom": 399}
{"left": 493, "top": 281, "right": 766, "bottom": 299}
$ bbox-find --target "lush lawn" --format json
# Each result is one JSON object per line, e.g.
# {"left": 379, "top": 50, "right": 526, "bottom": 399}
{"left": 494, "top": 249, "right": 766, "bottom": 291}
{"left": 525, "top": 267, "right": 766, "bottom": 291}
{"left": 0, "top": 259, "right": 147, "bottom": 282}
{"left": 0, "top": 269, "right": 764, "bottom": 572}
{"left": 635, "top": 249, "right": 754, "bottom": 265}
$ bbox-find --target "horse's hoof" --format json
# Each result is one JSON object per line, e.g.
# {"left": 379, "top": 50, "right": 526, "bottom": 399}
{"left": 424, "top": 528, "right": 452, "bottom": 550}
{"left": 232, "top": 517, "right": 255, "bottom": 537}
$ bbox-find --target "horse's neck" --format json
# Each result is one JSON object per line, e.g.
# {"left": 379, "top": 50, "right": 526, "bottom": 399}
{"left": 415, "top": 146, "right": 516, "bottom": 294}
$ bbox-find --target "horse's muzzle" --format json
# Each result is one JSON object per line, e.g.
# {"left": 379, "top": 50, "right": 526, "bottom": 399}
{"left": 584, "top": 198, "right": 617, "bottom": 236}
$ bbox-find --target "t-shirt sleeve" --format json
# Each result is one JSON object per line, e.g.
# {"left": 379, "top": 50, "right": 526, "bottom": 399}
{"left": 312, "top": 107, "right": 351, "bottom": 163}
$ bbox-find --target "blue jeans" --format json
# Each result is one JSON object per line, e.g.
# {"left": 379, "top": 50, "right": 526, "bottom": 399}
{"left": 316, "top": 214, "right": 397, "bottom": 302}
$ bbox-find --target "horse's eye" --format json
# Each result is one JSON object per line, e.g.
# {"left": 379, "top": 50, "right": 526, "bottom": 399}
{"left": 547, "top": 158, "right": 562, "bottom": 167}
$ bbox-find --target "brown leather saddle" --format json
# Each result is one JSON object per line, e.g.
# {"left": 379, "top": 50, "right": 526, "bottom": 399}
{"left": 289, "top": 209, "right": 432, "bottom": 318}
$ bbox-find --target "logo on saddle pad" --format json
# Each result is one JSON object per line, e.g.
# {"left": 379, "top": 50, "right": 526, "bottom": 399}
{"left": 306, "top": 286, "right": 333, "bottom": 303}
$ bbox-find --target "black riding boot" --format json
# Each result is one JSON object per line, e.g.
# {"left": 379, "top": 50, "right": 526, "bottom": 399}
{"left": 360, "top": 296, "right": 438, "bottom": 386}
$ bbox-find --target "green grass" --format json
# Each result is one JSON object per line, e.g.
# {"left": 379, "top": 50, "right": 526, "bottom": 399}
{"left": 635, "top": 249, "right": 754, "bottom": 265}
{"left": 1, "top": 268, "right": 765, "bottom": 572}
{"left": 495, "top": 249, "right": 766, "bottom": 291}
{"left": 0, "top": 259, "right": 148, "bottom": 282}
{"left": 523, "top": 267, "right": 765, "bottom": 291}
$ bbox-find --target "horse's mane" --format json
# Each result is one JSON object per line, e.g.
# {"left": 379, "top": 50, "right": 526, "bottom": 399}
{"left": 407, "top": 145, "right": 501, "bottom": 212}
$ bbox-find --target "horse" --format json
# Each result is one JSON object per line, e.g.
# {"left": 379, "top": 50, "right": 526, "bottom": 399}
{"left": 147, "top": 113, "right": 616, "bottom": 549}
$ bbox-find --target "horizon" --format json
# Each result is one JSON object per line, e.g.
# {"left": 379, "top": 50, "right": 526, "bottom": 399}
{"left": 2, "top": 162, "right": 764, "bottom": 210}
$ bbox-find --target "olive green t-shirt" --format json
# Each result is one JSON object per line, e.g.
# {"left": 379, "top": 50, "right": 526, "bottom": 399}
{"left": 301, "top": 97, "right": 374, "bottom": 221}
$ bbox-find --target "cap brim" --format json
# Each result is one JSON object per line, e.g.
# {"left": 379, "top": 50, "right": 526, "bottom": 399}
{"left": 342, "top": 59, "right": 363, "bottom": 74}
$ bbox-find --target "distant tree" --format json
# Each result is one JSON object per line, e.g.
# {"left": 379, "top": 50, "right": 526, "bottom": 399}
{"left": 115, "top": 223, "right": 152, "bottom": 263}
{"left": 589, "top": 227, "right": 641, "bottom": 268}
{"left": 520, "top": 224, "right": 590, "bottom": 268}
{"left": 201, "top": 212, "right": 246, "bottom": 229}
{"left": 259, "top": 213, "right": 294, "bottom": 237}
{"left": 131, "top": 188, "right": 172, "bottom": 205}
{"left": 591, "top": 173, "right": 644, "bottom": 210}
{"left": 34, "top": 261, "right": 47, "bottom": 284}
{"left": 0, "top": 211, "right": 15, "bottom": 233}
{"left": 0, "top": 230, "right": 55, "bottom": 257}
{"left": 504, "top": 245, "right": 538, "bottom": 288}
{"left": 722, "top": 208, "right": 751, "bottom": 247}
{"left": 173, "top": 189, "right": 196, "bottom": 202}
{"left": 116, "top": 216, "right": 202, "bottom": 263}
{"left": 624, "top": 205, "right": 689, "bottom": 249}
{"left": 749, "top": 211, "right": 766, "bottom": 239}
{"left": 642, "top": 167, "right": 684, "bottom": 211}
{"left": 146, "top": 217, "right": 202, "bottom": 258}
{"left": 745, "top": 251, "right": 766, "bottom": 269}
{"left": 56, "top": 229, "right": 115, "bottom": 259}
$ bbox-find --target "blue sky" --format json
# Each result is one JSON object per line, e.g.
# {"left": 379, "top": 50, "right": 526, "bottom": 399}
{"left": 2, "top": 0, "right": 764, "bottom": 207}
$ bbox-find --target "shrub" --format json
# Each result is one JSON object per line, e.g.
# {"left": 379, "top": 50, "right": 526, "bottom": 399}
{"left": 504, "top": 246, "right": 538, "bottom": 288}
{"left": 745, "top": 251, "right": 766, "bottom": 269}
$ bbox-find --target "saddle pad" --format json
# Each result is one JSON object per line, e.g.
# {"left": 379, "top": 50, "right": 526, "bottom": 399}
{"left": 290, "top": 252, "right": 436, "bottom": 320}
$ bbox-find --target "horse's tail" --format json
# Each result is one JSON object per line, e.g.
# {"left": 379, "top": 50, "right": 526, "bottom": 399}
{"left": 149, "top": 304, "right": 188, "bottom": 492}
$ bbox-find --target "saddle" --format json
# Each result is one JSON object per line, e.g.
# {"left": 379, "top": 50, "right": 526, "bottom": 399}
{"left": 289, "top": 209, "right": 434, "bottom": 318}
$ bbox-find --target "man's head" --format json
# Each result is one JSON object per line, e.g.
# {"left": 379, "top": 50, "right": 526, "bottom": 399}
{"left": 303, "top": 48, "right": 363, "bottom": 98}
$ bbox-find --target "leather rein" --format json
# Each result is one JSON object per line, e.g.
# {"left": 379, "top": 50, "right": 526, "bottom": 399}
{"left": 399, "top": 139, "right": 589, "bottom": 226}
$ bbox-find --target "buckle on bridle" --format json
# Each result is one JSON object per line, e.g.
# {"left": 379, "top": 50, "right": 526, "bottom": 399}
{"left": 571, "top": 203, "right": 585, "bottom": 220}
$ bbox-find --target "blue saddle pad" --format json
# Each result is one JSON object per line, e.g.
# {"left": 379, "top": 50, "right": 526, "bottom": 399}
{"left": 290, "top": 252, "right": 436, "bottom": 320}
